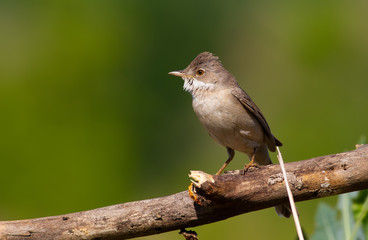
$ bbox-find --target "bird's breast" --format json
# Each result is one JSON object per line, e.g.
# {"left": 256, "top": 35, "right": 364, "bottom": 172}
{"left": 192, "top": 90, "right": 235, "bottom": 126}
{"left": 191, "top": 89, "right": 265, "bottom": 154}
{"left": 192, "top": 89, "right": 249, "bottom": 127}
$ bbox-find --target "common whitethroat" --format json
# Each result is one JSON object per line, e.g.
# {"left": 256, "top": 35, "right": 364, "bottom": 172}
{"left": 169, "top": 52, "right": 291, "bottom": 218}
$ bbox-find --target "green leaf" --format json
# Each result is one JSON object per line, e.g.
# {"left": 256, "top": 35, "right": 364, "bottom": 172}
{"left": 312, "top": 192, "right": 367, "bottom": 240}
{"left": 338, "top": 193, "right": 357, "bottom": 240}
{"left": 351, "top": 190, "right": 368, "bottom": 240}
{"left": 311, "top": 203, "right": 342, "bottom": 240}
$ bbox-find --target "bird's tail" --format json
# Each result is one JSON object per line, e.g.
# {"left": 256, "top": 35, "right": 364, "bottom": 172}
{"left": 275, "top": 204, "right": 292, "bottom": 218}
{"left": 253, "top": 145, "right": 272, "bottom": 165}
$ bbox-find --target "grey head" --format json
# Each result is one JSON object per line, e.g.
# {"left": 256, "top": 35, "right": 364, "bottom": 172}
{"left": 169, "top": 52, "right": 238, "bottom": 96}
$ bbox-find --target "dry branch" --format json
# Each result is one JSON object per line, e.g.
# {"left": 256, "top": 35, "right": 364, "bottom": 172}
{"left": 1, "top": 145, "right": 368, "bottom": 240}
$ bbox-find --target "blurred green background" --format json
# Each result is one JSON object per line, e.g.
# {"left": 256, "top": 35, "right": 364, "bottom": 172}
{"left": 1, "top": 1, "right": 367, "bottom": 239}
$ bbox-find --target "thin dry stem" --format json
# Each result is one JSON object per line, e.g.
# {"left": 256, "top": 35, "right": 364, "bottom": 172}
{"left": 276, "top": 146, "right": 304, "bottom": 240}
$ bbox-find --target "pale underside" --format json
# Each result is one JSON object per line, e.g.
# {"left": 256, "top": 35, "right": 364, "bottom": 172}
{"left": 183, "top": 77, "right": 270, "bottom": 164}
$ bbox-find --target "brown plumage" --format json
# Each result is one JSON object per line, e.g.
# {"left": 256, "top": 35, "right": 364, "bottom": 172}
{"left": 169, "top": 52, "right": 290, "bottom": 218}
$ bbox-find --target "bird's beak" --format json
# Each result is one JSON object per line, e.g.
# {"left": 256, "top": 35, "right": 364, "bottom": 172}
{"left": 168, "top": 70, "right": 191, "bottom": 78}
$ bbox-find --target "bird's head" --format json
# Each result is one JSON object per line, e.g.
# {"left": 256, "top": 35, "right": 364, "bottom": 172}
{"left": 169, "top": 52, "right": 235, "bottom": 96}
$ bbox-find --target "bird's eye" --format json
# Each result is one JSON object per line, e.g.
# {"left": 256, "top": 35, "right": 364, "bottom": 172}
{"left": 196, "top": 69, "right": 205, "bottom": 76}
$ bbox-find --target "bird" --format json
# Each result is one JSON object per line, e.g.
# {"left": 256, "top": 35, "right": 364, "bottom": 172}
{"left": 168, "top": 51, "right": 291, "bottom": 218}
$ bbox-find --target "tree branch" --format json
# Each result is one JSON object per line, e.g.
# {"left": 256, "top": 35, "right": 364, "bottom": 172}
{"left": 1, "top": 145, "right": 368, "bottom": 240}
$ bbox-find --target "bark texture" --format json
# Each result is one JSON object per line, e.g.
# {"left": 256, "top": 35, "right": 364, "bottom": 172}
{"left": 1, "top": 145, "right": 368, "bottom": 240}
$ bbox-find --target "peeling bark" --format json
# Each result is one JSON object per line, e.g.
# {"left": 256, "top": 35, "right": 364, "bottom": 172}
{"left": 1, "top": 145, "right": 368, "bottom": 240}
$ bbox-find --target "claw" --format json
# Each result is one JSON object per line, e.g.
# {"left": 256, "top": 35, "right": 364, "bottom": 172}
{"left": 243, "top": 159, "right": 259, "bottom": 174}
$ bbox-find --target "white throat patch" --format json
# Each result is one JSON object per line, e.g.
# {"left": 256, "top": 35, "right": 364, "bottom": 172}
{"left": 182, "top": 78, "right": 215, "bottom": 96}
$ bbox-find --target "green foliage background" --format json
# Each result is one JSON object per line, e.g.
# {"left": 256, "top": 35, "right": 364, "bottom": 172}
{"left": 0, "top": 1, "right": 367, "bottom": 239}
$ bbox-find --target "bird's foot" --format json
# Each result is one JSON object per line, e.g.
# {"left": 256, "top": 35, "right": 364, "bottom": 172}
{"left": 242, "top": 161, "right": 258, "bottom": 174}
{"left": 179, "top": 229, "right": 198, "bottom": 240}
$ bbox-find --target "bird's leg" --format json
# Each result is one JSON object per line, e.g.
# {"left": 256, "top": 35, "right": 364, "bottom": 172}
{"left": 243, "top": 147, "right": 259, "bottom": 174}
{"left": 216, "top": 147, "right": 235, "bottom": 175}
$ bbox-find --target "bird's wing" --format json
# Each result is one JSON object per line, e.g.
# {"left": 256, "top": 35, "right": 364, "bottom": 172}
{"left": 231, "top": 87, "right": 282, "bottom": 151}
